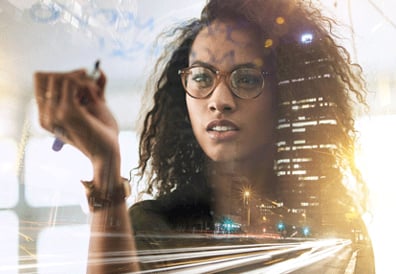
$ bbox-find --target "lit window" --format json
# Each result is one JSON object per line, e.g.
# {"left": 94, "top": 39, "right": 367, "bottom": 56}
{"left": 24, "top": 131, "right": 139, "bottom": 208}
{"left": 277, "top": 123, "right": 290, "bottom": 129}
{"left": 292, "top": 128, "right": 306, "bottom": 133}
{"left": 119, "top": 131, "right": 139, "bottom": 178}
{"left": 37, "top": 225, "right": 89, "bottom": 273}
{"left": 276, "top": 159, "right": 290, "bottom": 164}
{"left": 24, "top": 137, "right": 92, "bottom": 208}
{"left": 293, "top": 158, "right": 312, "bottom": 163}
{"left": 292, "top": 121, "right": 318, "bottom": 127}
{"left": 318, "top": 119, "right": 337, "bottom": 125}
{"left": 299, "top": 176, "right": 319, "bottom": 181}
{"left": 292, "top": 170, "right": 306, "bottom": 175}
{"left": 301, "top": 32, "right": 313, "bottom": 43}
{"left": 0, "top": 138, "right": 18, "bottom": 208}
{"left": 0, "top": 211, "right": 18, "bottom": 273}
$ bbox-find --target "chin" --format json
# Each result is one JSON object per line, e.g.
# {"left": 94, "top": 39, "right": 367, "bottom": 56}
{"left": 205, "top": 150, "right": 244, "bottom": 164}
{"left": 204, "top": 145, "right": 274, "bottom": 166}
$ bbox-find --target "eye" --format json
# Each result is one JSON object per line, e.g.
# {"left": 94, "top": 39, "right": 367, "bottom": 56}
{"left": 232, "top": 69, "right": 262, "bottom": 90}
{"left": 188, "top": 68, "right": 214, "bottom": 88}
{"left": 192, "top": 73, "right": 212, "bottom": 84}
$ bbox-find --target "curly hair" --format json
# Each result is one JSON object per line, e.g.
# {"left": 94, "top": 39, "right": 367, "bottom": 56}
{"left": 136, "top": 0, "right": 368, "bottom": 214}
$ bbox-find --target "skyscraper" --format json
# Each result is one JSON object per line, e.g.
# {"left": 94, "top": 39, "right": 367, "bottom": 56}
{"left": 274, "top": 34, "right": 353, "bottom": 236}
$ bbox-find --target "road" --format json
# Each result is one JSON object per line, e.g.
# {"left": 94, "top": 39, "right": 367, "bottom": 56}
{"left": 135, "top": 235, "right": 365, "bottom": 273}
{"left": 4, "top": 230, "right": 373, "bottom": 273}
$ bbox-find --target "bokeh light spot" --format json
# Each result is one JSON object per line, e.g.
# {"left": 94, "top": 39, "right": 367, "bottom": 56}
{"left": 275, "top": 16, "right": 285, "bottom": 25}
{"left": 264, "top": 39, "right": 273, "bottom": 48}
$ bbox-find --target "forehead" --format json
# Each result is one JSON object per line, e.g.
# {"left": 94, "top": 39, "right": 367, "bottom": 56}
{"left": 189, "top": 20, "right": 265, "bottom": 69}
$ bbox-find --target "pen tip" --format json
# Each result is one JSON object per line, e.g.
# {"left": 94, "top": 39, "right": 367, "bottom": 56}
{"left": 52, "top": 138, "right": 64, "bottom": 152}
{"left": 94, "top": 60, "right": 100, "bottom": 69}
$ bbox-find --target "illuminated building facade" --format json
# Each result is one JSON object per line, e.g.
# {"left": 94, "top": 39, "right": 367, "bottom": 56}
{"left": 273, "top": 34, "right": 351, "bottom": 236}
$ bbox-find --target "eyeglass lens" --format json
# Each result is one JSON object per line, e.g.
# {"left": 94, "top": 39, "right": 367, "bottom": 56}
{"left": 181, "top": 66, "right": 265, "bottom": 99}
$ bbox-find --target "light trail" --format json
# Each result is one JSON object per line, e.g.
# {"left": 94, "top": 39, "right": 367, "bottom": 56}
{"left": 135, "top": 238, "right": 350, "bottom": 273}
{"left": 8, "top": 238, "right": 352, "bottom": 273}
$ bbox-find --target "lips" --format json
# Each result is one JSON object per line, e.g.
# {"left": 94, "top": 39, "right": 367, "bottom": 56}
{"left": 206, "top": 120, "right": 239, "bottom": 132}
{"left": 206, "top": 120, "right": 239, "bottom": 141}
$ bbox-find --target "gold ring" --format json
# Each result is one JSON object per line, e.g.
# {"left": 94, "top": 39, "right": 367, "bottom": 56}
{"left": 44, "top": 91, "right": 52, "bottom": 99}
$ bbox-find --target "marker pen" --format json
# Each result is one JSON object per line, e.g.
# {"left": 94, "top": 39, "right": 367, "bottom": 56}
{"left": 52, "top": 60, "right": 101, "bottom": 151}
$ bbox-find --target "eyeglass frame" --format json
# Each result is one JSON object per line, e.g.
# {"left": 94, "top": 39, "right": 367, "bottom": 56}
{"left": 178, "top": 64, "right": 271, "bottom": 99}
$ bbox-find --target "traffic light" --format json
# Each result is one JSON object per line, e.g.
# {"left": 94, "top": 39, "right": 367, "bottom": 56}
{"left": 277, "top": 222, "right": 285, "bottom": 231}
{"left": 302, "top": 226, "right": 310, "bottom": 236}
{"left": 221, "top": 218, "right": 241, "bottom": 233}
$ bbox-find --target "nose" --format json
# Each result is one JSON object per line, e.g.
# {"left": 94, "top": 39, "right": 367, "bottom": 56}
{"left": 208, "top": 79, "right": 237, "bottom": 113}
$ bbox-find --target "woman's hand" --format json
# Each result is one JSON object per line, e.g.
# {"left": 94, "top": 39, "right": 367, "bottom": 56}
{"left": 34, "top": 69, "right": 121, "bottom": 185}
{"left": 35, "top": 69, "right": 139, "bottom": 273}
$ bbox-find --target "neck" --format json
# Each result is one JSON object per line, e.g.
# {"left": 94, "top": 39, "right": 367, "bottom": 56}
{"left": 207, "top": 158, "right": 274, "bottom": 217}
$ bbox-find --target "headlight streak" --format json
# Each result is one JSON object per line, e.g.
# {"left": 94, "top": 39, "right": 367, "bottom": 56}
{"left": 137, "top": 243, "right": 299, "bottom": 263}
{"left": 7, "top": 238, "right": 351, "bottom": 273}
{"left": 243, "top": 239, "right": 352, "bottom": 274}
{"left": 135, "top": 239, "right": 350, "bottom": 274}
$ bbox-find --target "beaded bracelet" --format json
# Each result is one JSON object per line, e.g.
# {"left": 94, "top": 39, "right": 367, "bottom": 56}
{"left": 81, "top": 178, "right": 131, "bottom": 212}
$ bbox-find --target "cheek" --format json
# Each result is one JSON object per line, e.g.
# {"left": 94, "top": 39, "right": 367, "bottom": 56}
{"left": 186, "top": 96, "right": 193, "bottom": 116}
{"left": 250, "top": 97, "right": 275, "bottom": 138}
{"left": 186, "top": 97, "right": 202, "bottom": 134}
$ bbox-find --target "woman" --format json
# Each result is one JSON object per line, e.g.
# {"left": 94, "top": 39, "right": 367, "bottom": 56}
{"left": 34, "top": 0, "right": 374, "bottom": 273}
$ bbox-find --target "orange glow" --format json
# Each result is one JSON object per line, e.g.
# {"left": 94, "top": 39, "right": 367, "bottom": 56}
{"left": 355, "top": 115, "right": 396, "bottom": 274}
{"left": 264, "top": 39, "right": 273, "bottom": 48}
{"left": 275, "top": 16, "right": 285, "bottom": 24}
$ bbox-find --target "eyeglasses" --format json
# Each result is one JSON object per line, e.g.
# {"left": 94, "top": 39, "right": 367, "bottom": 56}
{"left": 178, "top": 65, "right": 270, "bottom": 99}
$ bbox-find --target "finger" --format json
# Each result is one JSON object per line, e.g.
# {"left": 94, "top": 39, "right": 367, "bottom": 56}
{"left": 58, "top": 76, "right": 94, "bottom": 125}
{"left": 64, "top": 69, "right": 106, "bottom": 100}
{"left": 34, "top": 70, "right": 90, "bottom": 134}
{"left": 69, "top": 69, "right": 87, "bottom": 79}
{"left": 34, "top": 72, "right": 52, "bottom": 131}
{"left": 46, "top": 74, "right": 77, "bottom": 131}
{"left": 34, "top": 69, "right": 85, "bottom": 98}
{"left": 57, "top": 79, "right": 98, "bottom": 151}
{"left": 67, "top": 69, "right": 104, "bottom": 103}
{"left": 72, "top": 77, "right": 98, "bottom": 106}
{"left": 36, "top": 74, "right": 56, "bottom": 131}
{"left": 96, "top": 70, "right": 106, "bottom": 98}
{"left": 48, "top": 75, "right": 67, "bottom": 130}
{"left": 60, "top": 75, "right": 79, "bottom": 109}
{"left": 82, "top": 69, "right": 106, "bottom": 100}
{"left": 54, "top": 77, "right": 84, "bottom": 146}
{"left": 46, "top": 75, "right": 58, "bottom": 104}
{"left": 55, "top": 78, "right": 73, "bottom": 142}
{"left": 34, "top": 72, "right": 49, "bottom": 104}
{"left": 53, "top": 129, "right": 67, "bottom": 149}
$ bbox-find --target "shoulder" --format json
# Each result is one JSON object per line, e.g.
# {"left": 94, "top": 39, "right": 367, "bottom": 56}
{"left": 129, "top": 199, "right": 172, "bottom": 234}
{"left": 129, "top": 187, "right": 213, "bottom": 233}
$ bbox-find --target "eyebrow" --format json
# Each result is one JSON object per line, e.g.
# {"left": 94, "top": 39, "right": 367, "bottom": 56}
{"left": 189, "top": 61, "right": 263, "bottom": 71}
